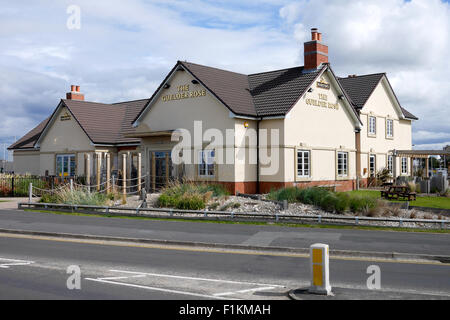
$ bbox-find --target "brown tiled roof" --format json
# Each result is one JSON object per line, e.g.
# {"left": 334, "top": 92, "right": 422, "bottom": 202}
{"left": 180, "top": 61, "right": 257, "bottom": 116}
{"left": 338, "top": 73, "right": 418, "bottom": 120}
{"left": 12, "top": 62, "right": 417, "bottom": 151}
{"left": 248, "top": 67, "right": 322, "bottom": 116}
{"left": 9, "top": 99, "right": 148, "bottom": 150}
{"left": 8, "top": 117, "right": 50, "bottom": 150}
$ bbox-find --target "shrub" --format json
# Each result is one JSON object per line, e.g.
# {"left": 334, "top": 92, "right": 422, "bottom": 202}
{"left": 376, "top": 168, "right": 392, "bottom": 185}
{"left": 177, "top": 194, "right": 205, "bottom": 210}
{"left": 335, "top": 193, "right": 351, "bottom": 213}
{"left": 349, "top": 196, "right": 377, "bottom": 213}
{"left": 39, "top": 187, "right": 109, "bottom": 206}
{"left": 268, "top": 187, "right": 301, "bottom": 203}
{"left": 208, "top": 202, "right": 220, "bottom": 210}
{"left": 269, "top": 187, "right": 380, "bottom": 214}
{"left": 408, "top": 182, "right": 416, "bottom": 192}
{"left": 157, "top": 182, "right": 227, "bottom": 210}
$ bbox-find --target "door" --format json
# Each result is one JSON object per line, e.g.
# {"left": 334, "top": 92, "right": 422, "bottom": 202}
{"left": 369, "top": 155, "right": 376, "bottom": 178}
{"left": 152, "top": 151, "right": 172, "bottom": 190}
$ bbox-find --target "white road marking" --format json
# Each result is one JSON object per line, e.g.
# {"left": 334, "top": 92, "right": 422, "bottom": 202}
{"left": 214, "top": 286, "right": 278, "bottom": 297}
{"left": 97, "top": 275, "right": 147, "bottom": 281}
{"left": 108, "top": 269, "right": 285, "bottom": 288}
{"left": 0, "top": 258, "right": 34, "bottom": 269}
{"left": 85, "top": 277, "right": 235, "bottom": 300}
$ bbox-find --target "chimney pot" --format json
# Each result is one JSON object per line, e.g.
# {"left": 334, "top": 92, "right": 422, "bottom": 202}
{"left": 311, "top": 28, "right": 318, "bottom": 41}
{"left": 66, "top": 85, "right": 84, "bottom": 101}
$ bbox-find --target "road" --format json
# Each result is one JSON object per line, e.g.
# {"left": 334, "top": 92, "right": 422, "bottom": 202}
{"left": 0, "top": 209, "right": 449, "bottom": 300}
{"left": 0, "top": 234, "right": 449, "bottom": 300}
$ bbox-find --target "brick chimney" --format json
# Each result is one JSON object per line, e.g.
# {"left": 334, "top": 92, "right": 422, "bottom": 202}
{"left": 66, "top": 85, "right": 84, "bottom": 101}
{"left": 304, "top": 28, "right": 329, "bottom": 71}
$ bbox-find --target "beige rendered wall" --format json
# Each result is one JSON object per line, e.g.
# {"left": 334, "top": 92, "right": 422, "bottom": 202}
{"left": 282, "top": 72, "right": 357, "bottom": 183}
{"left": 38, "top": 106, "right": 94, "bottom": 176}
{"left": 136, "top": 70, "right": 238, "bottom": 183}
{"left": 12, "top": 151, "right": 40, "bottom": 175}
{"left": 360, "top": 79, "right": 413, "bottom": 178}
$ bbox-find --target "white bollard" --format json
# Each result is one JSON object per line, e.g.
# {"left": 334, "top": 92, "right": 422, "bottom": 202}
{"left": 70, "top": 179, "right": 73, "bottom": 192}
{"left": 309, "top": 243, "right": 332, "bottom": 295}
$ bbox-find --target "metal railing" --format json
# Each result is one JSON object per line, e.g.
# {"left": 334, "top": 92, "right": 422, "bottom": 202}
{"left": 18, "top": 202, "right": 449, "bottom": 229}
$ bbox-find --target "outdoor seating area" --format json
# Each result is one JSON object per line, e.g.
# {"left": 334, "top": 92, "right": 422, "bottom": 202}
{"left": 381, "top": 185, "right": 417, "bottom": 201}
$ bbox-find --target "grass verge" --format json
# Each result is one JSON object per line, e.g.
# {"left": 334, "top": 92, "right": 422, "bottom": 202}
{"left": 349, "top": 190, "right": 450, "bottom": 210}
{"left": 23, "top": 209, "right": 450, "bottom": 234}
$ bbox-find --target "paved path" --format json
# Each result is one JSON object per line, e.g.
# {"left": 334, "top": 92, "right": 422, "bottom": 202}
{"left": 0, "top": 199, "right": 28, "bottom": 210}
{"left": 0, "top": 209, "right": 449, "bottom": 256}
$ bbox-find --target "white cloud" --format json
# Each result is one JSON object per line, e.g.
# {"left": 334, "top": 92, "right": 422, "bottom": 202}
{"left": 280, "top": 0, "right": 450, "bottom": 147}
{"left": 0, "top": 0, "right": 448, "bottom": 150}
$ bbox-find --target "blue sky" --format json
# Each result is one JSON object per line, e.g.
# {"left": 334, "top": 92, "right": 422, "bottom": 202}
{"left": 0, "top": 0, "right": 449, "bottom": 160}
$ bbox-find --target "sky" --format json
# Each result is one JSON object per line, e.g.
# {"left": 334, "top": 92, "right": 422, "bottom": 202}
{"left": 0, "top": 0, "right": 449, "bottom": 160}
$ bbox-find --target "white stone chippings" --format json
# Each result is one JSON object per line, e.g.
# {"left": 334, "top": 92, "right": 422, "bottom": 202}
{"left": 110, "top": 194, "right": 447, "bottom": 229}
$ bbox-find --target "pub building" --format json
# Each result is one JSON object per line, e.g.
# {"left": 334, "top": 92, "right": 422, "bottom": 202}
{"left": 9, "top": 28, "right": 418, "bottom": 194}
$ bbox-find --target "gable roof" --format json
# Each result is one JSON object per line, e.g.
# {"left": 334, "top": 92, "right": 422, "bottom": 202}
{"left": 9, "top": 98, "right": 149, "bottom": 150}
{"left": 338, "top": 73, "right": 385, "bottom": 109}
{"left": 134, "top": 61, "right": 356, "bottom": 124}
{"left": 8, "top": 117, "right": 50, "bottom": 150}
{"left": 248, "top": 66, "right": 322, "bottom": 117}
{"left": 338, "top": 73, "right": 418, "bottom": 120}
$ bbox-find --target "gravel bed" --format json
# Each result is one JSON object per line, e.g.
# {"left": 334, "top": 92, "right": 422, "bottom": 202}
{"left": 109, "top": 194, "right": 448, "bottom": 230}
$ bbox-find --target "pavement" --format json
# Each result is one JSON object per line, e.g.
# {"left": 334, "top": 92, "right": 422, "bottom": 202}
{"left": 0, "top": 198, "right": 28, "bottom": 210}
{"left": 0, "top": 209, "right": 449, "bottom": 258}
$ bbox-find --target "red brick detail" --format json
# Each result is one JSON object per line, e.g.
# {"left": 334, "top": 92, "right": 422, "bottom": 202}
{"left": 304, "top": 41, "right": 329, "bottom": 70}
{"left": 304, "top": 42, "right": 329, "bottom": 55}
{"left": 66, "top": 92, "right": 85, "bottom": 101}
{"left": 196, "top": 180, "right": 356, "bottom": 195}
{"left": 259, "top": 180, "right": 356, "bottom": 194}
{"left": 215, "top": 182, "right": 258, "bottom": 195}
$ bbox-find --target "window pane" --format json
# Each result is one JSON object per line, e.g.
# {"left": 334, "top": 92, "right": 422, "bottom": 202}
{"left": 70, "top": 156, "right": 76, "bottom": 176}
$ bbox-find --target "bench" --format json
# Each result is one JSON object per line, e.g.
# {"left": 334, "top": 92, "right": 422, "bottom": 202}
{"left": 381, "top": 186, "right": 416, "bottom": 201}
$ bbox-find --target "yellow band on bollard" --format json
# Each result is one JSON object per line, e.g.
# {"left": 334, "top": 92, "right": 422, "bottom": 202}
{"left": 309, "top": 243, "right": 332, "bottom": 295}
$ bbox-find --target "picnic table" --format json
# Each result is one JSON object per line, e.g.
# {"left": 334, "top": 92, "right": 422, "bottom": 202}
{"left": 381, "top": 185, "right": 416, "bottom": 201}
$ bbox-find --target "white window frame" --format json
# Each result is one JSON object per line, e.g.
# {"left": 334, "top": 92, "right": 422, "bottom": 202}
{"left": 297, "top": 150, "right": 311, "bottom": 178}
{"left": 198, "top": 150, "right": 215, "bottom": 178}
{"left": 56, "top": 154, "right": 76, "bottom": 177}
{"left": 386, "top": 119, "right": 394, "bottom": 138}
{"left": 387, "top": 155, "right": 393, "bottom": 174}
{"left": 369, "top": 155, "right": 376, "bottom": 177}
{"left": 401, "top": 157, "right": 408, "bottom": 174}
{"left": 369, "top": 116, "right": 377, "bottom": 136}
{"left": 337, "top": 152, "right": 348, "bottom": 177}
